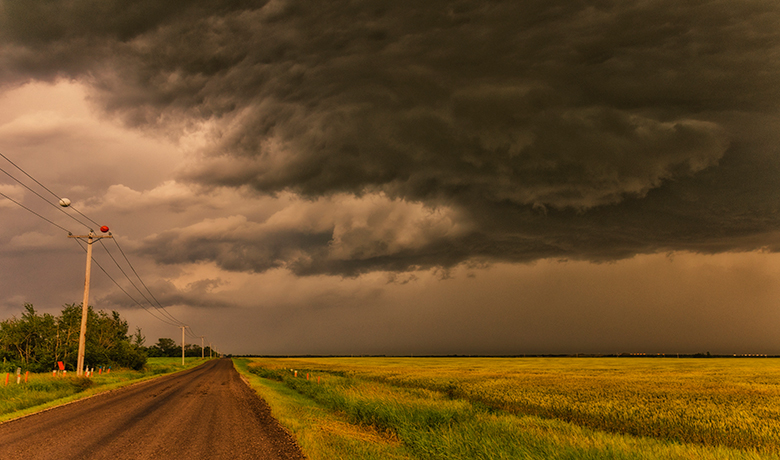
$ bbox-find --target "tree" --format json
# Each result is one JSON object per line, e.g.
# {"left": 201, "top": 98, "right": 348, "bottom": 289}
{"left": 132, "top": 327, "right": 145, "bottom": 347}
{"left": 0, "top": 304, "right": 147, "bottom": 372}
{"left": 148, "top": 337, "right": 179, "bottom": 357}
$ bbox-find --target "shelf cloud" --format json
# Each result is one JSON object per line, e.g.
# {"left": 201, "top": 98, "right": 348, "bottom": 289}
{"left": 2, "top": 0, "right": 779, "bottom": 277}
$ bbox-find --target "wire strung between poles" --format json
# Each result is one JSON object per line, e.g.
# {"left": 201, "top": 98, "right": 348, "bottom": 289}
{"left": 72, "top": 238, "right": 183, "bottom": 327}
{"left": 0, "top": 190, "right": 72, "bottom": 233}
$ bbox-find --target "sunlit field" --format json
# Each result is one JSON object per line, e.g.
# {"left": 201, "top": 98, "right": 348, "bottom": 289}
{"left": 235, "top": 357, "right": 780, "bottom": 460}
{"left": 0, "top": 357, "right": 206, "bottom": 422}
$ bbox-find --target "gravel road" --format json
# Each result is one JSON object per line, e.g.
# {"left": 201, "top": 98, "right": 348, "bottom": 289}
{"left": 0, "top": 359, "right": 306, "bottom": 460}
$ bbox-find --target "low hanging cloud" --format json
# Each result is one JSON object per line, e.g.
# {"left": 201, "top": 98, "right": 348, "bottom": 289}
{"left": 140, "top": 194, "right": 470, "bottom": 275}
{"left": 2, "top": 1, "right": 779, "bottom": 275}
{"left": 96, "top": 276, "right": 238, "bottom": 311}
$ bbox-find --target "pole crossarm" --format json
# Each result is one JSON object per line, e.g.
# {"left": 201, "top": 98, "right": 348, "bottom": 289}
{"left": 68, "top": 234, "right": 113, "bottom": 240}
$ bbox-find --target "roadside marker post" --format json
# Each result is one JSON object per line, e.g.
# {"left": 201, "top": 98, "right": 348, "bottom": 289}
{"left": 4, "top": 373, "right": 8, "bottom": 385}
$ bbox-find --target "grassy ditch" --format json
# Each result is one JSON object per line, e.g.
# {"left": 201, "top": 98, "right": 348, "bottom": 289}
{"left": 236, "top": 357, "right": 780, "bottom": 460}
{"left": 234, "top": 358, "right": 413, "bottom": 460}
{"left": 0, "top": 357, "right": 208, "bottom": 422}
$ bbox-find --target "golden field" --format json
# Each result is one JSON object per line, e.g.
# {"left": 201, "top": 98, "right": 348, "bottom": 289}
{"left": 235, "top": 357, "right": 780, "bottom": 460}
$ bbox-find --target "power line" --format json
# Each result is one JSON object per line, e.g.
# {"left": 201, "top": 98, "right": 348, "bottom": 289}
{"left": 0, "top": 190, "right": 72, "bottom": 233}
{"left": 111, "top": 237, "right": 186, "bottom": 326}
{"left": 185, "top": 326, "right": 200, "bottom": 340}
{"left": 0, "top": 152, "right": 100, "bottom": 228}
{"left": 0, "top": 152, "right": 60, "bottom": 200}
{"left": 98, "top": 239, "right": 190, "bottom": 328}
{"left": 1, "top": 151, "right": 208, "bottom": 337}
{"left": 0, "top": 176, "right": 182, "bottom": 327}
{"left": 97, "top": 239, "right": 179, "bottom": 322}
{"left": 0, "top": 165, "right": 92, "bottom": 230}
{"left": 72, "top": 238, "right": 182, "bottom": 327}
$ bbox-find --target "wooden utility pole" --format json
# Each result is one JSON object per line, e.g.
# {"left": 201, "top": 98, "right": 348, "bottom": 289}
{"left": 181, "top": 326, "right": 186, "bottom": 366}
{"left": 68, "top": 231, "right": 112, "bottom": 376}
{"left": 201, "top": 336, "right": 205, "bottom": 359}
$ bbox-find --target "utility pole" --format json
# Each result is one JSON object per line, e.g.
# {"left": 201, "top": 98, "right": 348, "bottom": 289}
{"left": 181, "top": 326, "right": 186, "bottom": 366}
{"left": 68, "top": 229, "right": 112, "bottom": 376}
{"left": 200, "top": 336, "right": 205, "bottom": 359}
{"left": 209, "top": 343, "right": 212, "bottom": 358}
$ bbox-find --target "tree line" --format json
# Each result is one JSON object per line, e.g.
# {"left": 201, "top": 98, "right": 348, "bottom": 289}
{"left": 0, "top": 303, "right": 150, "bottom": 372}
{"left": 146, "top": 337, "right": 213, "bottom": 358}
{"left": 1, "top": 304, "right": 214, "bottom": 373}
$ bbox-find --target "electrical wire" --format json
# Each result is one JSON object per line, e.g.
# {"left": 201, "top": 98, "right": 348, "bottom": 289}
{"left": 185, "top": 326, "right": 201, "bottom": 341}
{"left": 97, "top": 239, "right": 178, "bottom": 322}
{"left": 0, "top": 152, "right": 100, "bottom": 228}
{"left": 0, "top": 165, "right": 92, "bottom": 230}
{"left": 0, "top": 152, "right": 60, "bottom": 199}
{"left": 72, "top": 238, "right": 183, "bottom": 327}
{"left": 1, "top": 152, "right": 214, "bottom": 342}
{"left": 0, "top": 190, "right": 73, "bottom": 233}
{"left": 110, "top": 237, "right": 186, "bottom": 326}
{"left": 98, "top": 239, "right": 192, "bottom": 329}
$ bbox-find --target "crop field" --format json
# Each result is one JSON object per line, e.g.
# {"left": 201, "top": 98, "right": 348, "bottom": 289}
{"left": 0, "top": 357, "right": 206, "bottom": 422}
{"left": 236, "top": 357, "right": 780, "bottom": 460}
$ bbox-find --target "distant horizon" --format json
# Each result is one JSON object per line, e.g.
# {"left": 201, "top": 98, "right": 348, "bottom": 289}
{"left": 230, "top": 353, "right": 775, "bottom": 359}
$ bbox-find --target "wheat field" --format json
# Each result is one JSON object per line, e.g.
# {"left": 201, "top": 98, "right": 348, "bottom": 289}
{"left": 237, "top": 357, "right": 780, "bottom": 459}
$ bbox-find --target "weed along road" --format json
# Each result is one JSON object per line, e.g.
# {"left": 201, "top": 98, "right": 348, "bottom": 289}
{"left": 0, "top": 359, "right": 305, "bottom": 460}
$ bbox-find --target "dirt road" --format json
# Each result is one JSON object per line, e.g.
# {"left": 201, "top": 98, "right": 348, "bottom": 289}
{"left": 0, "top": 359, "right": 306, "bottom": 460}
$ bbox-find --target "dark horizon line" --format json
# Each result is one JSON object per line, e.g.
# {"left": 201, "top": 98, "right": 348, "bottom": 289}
{"left": 228, "top": 352, "right": 775, "bottom": 359}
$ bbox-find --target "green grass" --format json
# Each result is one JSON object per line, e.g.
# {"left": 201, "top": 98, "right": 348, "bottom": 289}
{"left": 234, "top": 358, "right": 413, "bottom": 460}
{"left": 0, "top": 357, "right": 208, "bottom": 422}
{"left": 235, "top": 357, "right": 780, "bottom": 460}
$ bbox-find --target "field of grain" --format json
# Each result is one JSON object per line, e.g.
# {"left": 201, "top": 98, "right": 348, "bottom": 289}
{"left": 237, "top": 357, "right": 780, "bottom": 460}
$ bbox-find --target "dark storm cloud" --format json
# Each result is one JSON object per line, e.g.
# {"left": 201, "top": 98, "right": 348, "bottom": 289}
{"left": 2, "top": 0, "right": 779, "bottom": 275}
{"left": 97, "top": 276, "right": 237, "bottom": 310}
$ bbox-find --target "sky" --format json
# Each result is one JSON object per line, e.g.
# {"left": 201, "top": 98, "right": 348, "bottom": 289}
{"left": 1, "top": 0, "right": 780, "bottom": 355}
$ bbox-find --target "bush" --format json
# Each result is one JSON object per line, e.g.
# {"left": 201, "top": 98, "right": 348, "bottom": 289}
{"left": 69, "top": 377, "right": 94, "bottom": 393}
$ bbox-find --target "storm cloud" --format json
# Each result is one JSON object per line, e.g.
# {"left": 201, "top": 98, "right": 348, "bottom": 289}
{"left": 2, "top": 0, "right": 779, "bottom": 276}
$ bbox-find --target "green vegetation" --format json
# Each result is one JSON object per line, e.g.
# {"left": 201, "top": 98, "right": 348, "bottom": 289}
{"left": 236, "top": 357, "right": 780, "bottom": 460}
{"left": 0, "top": 303, "right": 146, "bottom": 372}
{"left": 0, "top": 357, "right": 205, "bottom": 422}
{"left": 146, "top": 336, "right": 213, "bottom": 358}
{"left": 234, "top": 359, "right": 410, "bottom": 460}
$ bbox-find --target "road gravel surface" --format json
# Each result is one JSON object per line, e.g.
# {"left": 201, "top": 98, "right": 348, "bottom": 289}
{"left": 0, "top": 359, "right": 306, "bottom": 460}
